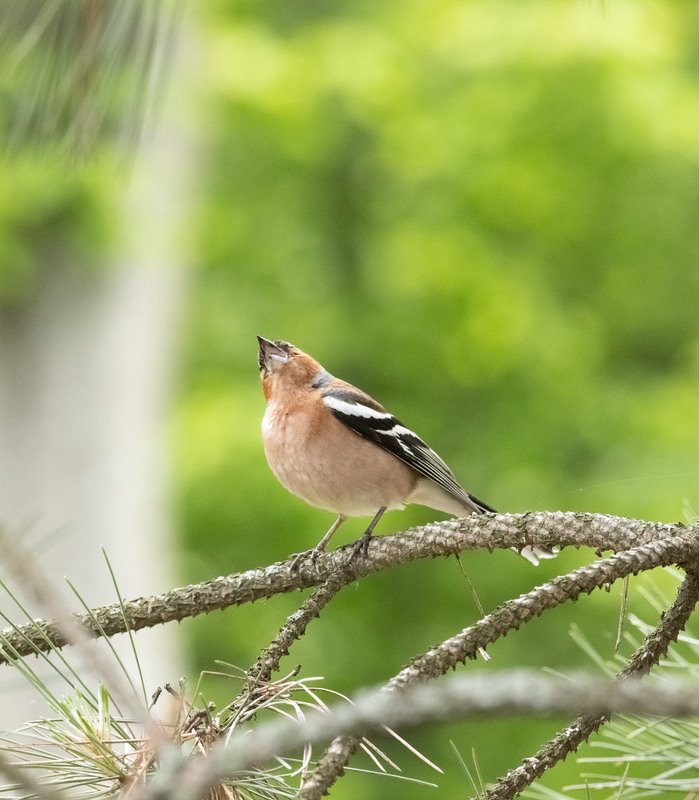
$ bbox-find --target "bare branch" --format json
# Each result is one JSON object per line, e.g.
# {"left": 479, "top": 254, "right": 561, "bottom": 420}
{"left": 0, "top": 512, "right": 691, "bottom": 665}
{"left": 481, "top": 568, "right": 699, "bottom": 800}
{"left": 224, "top": 569, "right": 352, "bottom": 729}
{"left": 144, "top": 668, "right": 699, "bottom": 800}
{"left": 298, "top": 531, "right": 699, "bottom": 799}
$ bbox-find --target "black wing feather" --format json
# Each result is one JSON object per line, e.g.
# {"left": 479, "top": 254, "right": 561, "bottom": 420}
{"left": 322, "top": 387, "right": 496, "bottom": 513}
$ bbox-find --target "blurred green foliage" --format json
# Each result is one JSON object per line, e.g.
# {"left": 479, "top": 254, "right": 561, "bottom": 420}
{"left": 175, "top": 1, "right": 699, "bottom": 795}
{"left": 0, "top": 159, "right": 116, "bottom": 302}
{"left": 3, "top": 0, "right": 699, "bottom": 796}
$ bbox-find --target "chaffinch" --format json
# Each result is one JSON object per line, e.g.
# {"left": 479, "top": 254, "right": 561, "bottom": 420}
{"left": 258, "top": 336, "right": 554, "bottom": 565}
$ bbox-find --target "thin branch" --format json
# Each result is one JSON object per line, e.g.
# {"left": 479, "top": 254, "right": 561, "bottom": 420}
{"left": 144, "top": 669, "right": 699, "bottom": 800}
{"left": 251, "top": 570, "right": 351, "bottom": 685}
{"left": 481, "top": 569, "right": 699, "bottom": 800}
{"left": 297, "top": 531, "right": 699, "bottom": 799}
{"left": 223, "top": 568, "right": 352, "bottom": 730}
{"left": 0, "top": 528, "right": 162, "bottom": 742}
{"left": 0, "top": 512, "right": 691, "bottom": 665}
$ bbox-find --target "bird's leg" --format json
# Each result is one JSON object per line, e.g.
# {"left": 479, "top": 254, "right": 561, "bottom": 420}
{"left": 290, "top": 515, "right": 346, "bottom": 571}
{"left": 316, "top": 515, "right": 347, "bottom": 552}
{"left": 352, "top": 506, "right": 387, "bottom": 558}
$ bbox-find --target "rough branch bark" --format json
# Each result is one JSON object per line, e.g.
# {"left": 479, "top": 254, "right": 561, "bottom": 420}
{"left": 144, "top": 669, "right": 699, "bottom": 800}
{"left": 481, "top": 568, "right": 699, "bottom": 800}
{"left": 0, "top": 512, "right": 697, "bottom": 800}
{"left": 223, "top": 570, "right": 352, "bottom": 729}
{"left": 0, "top": 512, "right": 691, "bottom": 665}
{"left": 297, "top": 529, "right": 699, "bottom": 799}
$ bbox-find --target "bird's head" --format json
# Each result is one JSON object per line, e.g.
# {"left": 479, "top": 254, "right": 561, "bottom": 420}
{"left": 257, "top": 336, "right": 325, "bottom": 401}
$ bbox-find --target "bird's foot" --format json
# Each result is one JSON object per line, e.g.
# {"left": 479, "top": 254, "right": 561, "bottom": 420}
{"left": 344, "top": 506, "right": 385, "bottom": 561}
{"left": 348, "top": 530, "right": 373, "bottom": 560}
{"left": 289, "top": 547, "right": 324, "bottom": 571}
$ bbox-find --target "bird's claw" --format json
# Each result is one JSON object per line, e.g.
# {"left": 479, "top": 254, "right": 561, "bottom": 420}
{"left": 289, "top": 547, "right": 323, "bottom": 571}
{"left": 348, "top": 532, "right": 372, "bottom": 560}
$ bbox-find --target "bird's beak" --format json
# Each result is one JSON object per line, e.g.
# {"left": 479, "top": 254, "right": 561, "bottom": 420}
{"left": 257, "top": 336, "right": 289, "bottom": 370}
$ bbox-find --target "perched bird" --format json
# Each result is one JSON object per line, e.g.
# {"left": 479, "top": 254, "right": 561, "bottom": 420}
{"left": 258, "top": 336, "right": 553, "bottom": 565}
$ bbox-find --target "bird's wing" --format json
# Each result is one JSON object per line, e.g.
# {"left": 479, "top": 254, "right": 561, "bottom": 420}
{"left": 322, "top": 385, "right": 495, "bottom": 513}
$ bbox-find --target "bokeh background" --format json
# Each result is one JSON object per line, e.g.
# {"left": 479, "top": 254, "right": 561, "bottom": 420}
{"left": 1, "top": 0, "right": 698, "bottom": 797}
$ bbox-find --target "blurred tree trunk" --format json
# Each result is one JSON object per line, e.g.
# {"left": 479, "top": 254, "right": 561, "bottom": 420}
{"left": 0, "top": 4, "right": 197, "bottom": 726}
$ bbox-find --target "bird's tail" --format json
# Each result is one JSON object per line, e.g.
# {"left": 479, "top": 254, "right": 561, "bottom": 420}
{"left": 467, "top": 492, "right": 497, "bottom": 514}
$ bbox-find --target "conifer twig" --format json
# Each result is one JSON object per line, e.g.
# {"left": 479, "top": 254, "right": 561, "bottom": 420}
{"left": 480, "top": 569, "right": 699, "bottom": 800}
{"left": 224, "top": 568, "right": 352, "bottom": 729}
{"left": 0, "top": 512, "right": 690, "bottom": 665}
{"left": 298, "top": 532, "right": 699, "bottom": 799}
{"left": 146, "top": 668, "right": 699, "bottom": 800}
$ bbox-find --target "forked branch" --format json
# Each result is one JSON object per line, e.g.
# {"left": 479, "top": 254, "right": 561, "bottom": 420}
{"left": 298, "top": 530, "right": 699, "bottom": 799}
{"left": 481, "top": 568, "right": 699, "bottom": 800}
{"left": 0, "top": 512, "right": 688, "bottom": 665}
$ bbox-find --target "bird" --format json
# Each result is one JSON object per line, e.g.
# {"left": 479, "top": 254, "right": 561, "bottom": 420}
{"left": 257, "top": 336, "right": 554, "bottom": 565}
